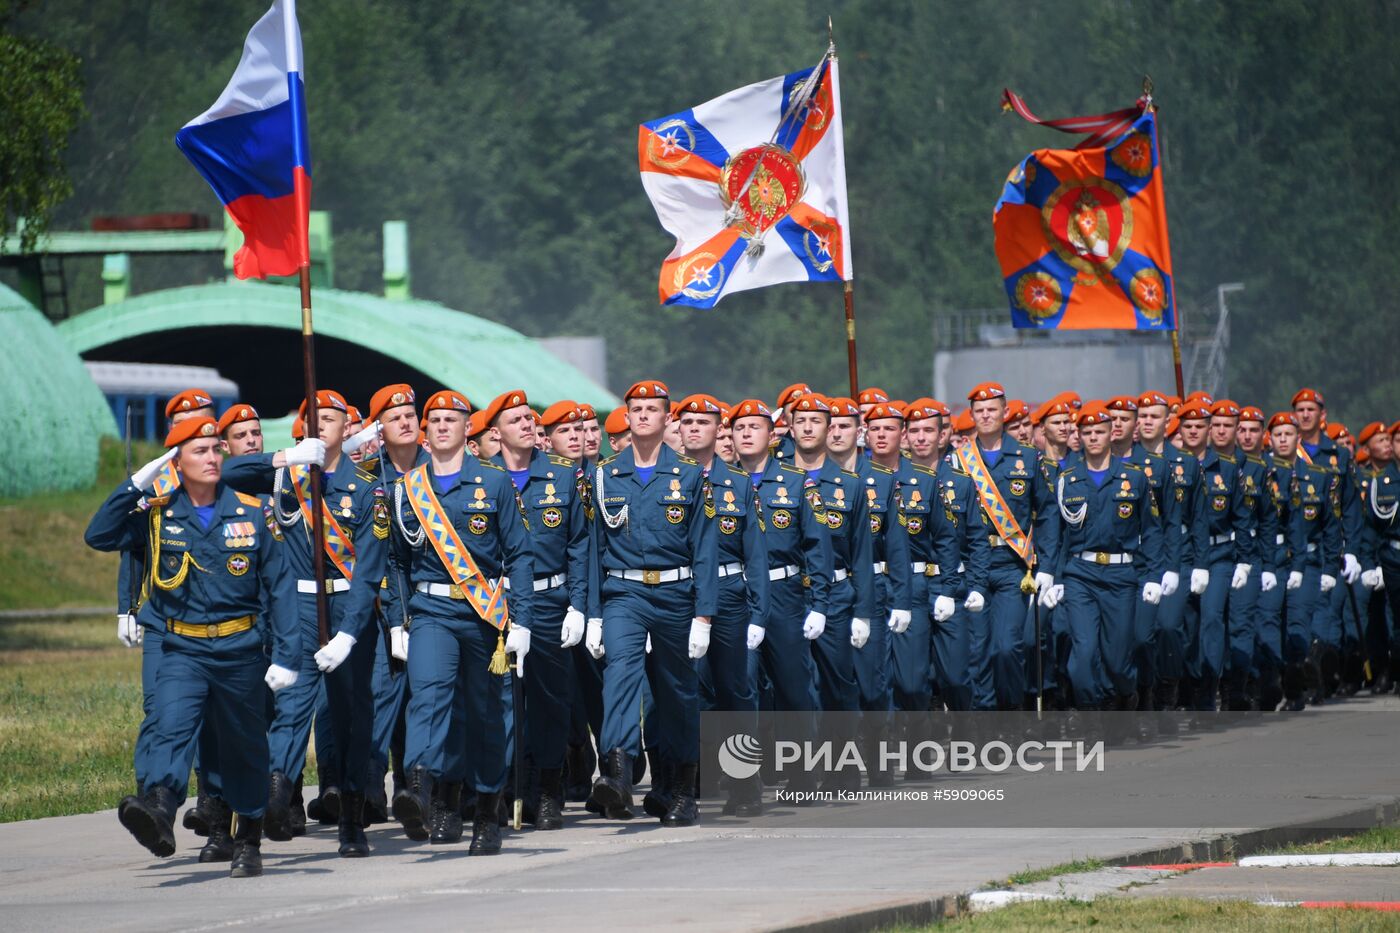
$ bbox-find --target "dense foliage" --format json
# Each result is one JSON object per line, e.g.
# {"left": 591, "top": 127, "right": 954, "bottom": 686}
{"left": 11, "top": 0, "right": 1400, "bottom": 422}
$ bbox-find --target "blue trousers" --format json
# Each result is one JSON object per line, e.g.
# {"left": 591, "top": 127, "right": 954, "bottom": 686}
{"left": 1254, "top": 581, "right": 1287, "bottom": 680}
{"left": 267, "top": 595, "right": 375, "bottom": 793}
{"left": 700, "top": 576, "right": 758, "bottom": 713}
{"left": 970, "top": 562, "right": 1031, "bottom": 709}
{"left": 1062, "top": 569, "right": 1137, "bottom": 704}
{"left": 404, "top": 608, "right": 507, "bottom": 791}
{"left": 1288, "top": 568, "right": 1322, "bottom": 663}
{"left": 520, "top": 586, "right": 575, "bottom": 770}
{"left": 600, "top": 578, "right": 699, "bottom": 762}
{"left": 1132, "top": 576, "right": 1159, "bottom": 704}
{"left": 370, "top": 626, "right": 409, "bottom": 775}
{"left": 1155, "top": 562, "right": 1192, "bottom": 682}
{"left": 1022, "top": 591, "right": 1055, "bottom": 701}
{"left": 891, "top": 574, "right": 932, "bottom": 711}
{"left": 811, "top": 577, "right": 858, "bottom": 711}
{"left": 1226, "top": 568, "right": 1261, "bottom": 691}
{"left": 145, "top": 632, "right": 269, "bottom": 817}
{"left": 854, "top": 573, "right": 893, "bottom": 713}
{"left": 134, "top": 620, "right": 164, "bottom": 790}
{"left": 932, "top": 604, "right": 974, "bottom": 711}
{"left": 1187, "top": 559, "right": 1234, "bottom": 706}
{"left": 749, "top": 576, "right": 819, "bottom": 712}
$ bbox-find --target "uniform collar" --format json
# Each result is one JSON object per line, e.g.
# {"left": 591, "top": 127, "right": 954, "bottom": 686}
{"left": 614, "top": 442, "right": 679, "bottom": 479}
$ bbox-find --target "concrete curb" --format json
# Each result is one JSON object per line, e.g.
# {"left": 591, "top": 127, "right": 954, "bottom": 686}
{"left": 764, "top": 797, "right": 1400, "bottom": 932}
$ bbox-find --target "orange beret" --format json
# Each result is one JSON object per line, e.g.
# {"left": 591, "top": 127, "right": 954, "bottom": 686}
{"left": 1325, "top": 422, "right": 1349, "bottom": 440}
{"left": 1357, "top": 421, "right": 1385, "bottom": 445}
{"left": 952, "top": 410, "right": 975, "bottom": 433}
{"left": 1390, "top": 421, "right": 1400, "bottom": 437}
{"left": 676, "top": 394, "right": 722, "bottom": 416}
{"left": 217, "top": 404, "right": 259, "bottom": 435}
{"left": 1177, "top": 404, "right": 1211, "bottom": 422}
{"left": 1137, "top": 390, "right": 1170, "bottom": 409}
{"left": 466, "top": 410, "right": 488, "bottom": 437}
{"left": 625, "top": 380, "right": 669, "bottom": 401}
{"left": 424, "top": 390, "right": 473, "bottom": 416}
{"left": 604, "top": 405, "right": 629, "bottom": 435}
{"left": 1292, "top": 387, "right": 1324, "bottom": 407}
{"left": 792, "top": 394, "right": 831, "bottom": 414}
{"left": 346, "top": 406, "right": 363, "bottom": 424}
{"left": 1239, "top": 406, "right": 1265, "bottom": 424}
{"left": 368, "top": 384, "right": 416, "bottom": 422}
{"left": 165, "top": 388, "right": 215, "bottom": 419}
{"left": 928, "top": 399, "right": 951, "bottom": 417}
{"left": 827, "top": 396, "right": 860, "bottom": 418}
{"left": 479, "top": 388, "right": 528, "bottom": 427}
{"left": 540, "top": 400, "right": 581, "bottom": 428}
{"left": 165, "top": 416, "right": 218, "bottom": 448}
{"left": 577, "top": 403, "right": 597, "bottom": 421}
{"left": 1076, "top": 402, "right": 1111, "bottom": 426}
{"left": 1185, "top": 391, "right": 1215, "bottom": 407}
{"left": 1048, "top": 391, "right": 1082, "bottom": 411}
{"left": 904, "top": 399, "right": 940, "bottom": 423}
{"left": 729, "top": 399, "right": 773, "bottom": 424}
{"left": 291, "top": 418, "right": 305, "bottom": 440}
{"left": 1268, "top": 411, "right": 1299, "bottom": 431}
{"left": 1210, "top": 399, "right": 1242, "bottom": 418}
{"left": 1358, "top": 448, "right": 1371, "bottom": 464}
{"left": 296, "top": 389, "right": 349, "bottom": 422}
{"left": 1166, "top": 395, "right": 1182, "bottom": 409}
{"left": 967, "top": 382, "right": 1006, "bottom": 402}
{"left": 1033, "top": 400, "right": 1072, "bottom": 424}
{"left": 857, "top": 387, "right": 890, "bottom": 406}
{"left": 1165, "top": 416, "right": 1180, "bottom": 436}
{"left": 775, "top": 383, "right": 812, "bottom": 408}
{"left": 1004, "top": 399, "right": 1030, "bottom": 424}
{"left": 865, "top": 402, "right": 904, "bottom": 422}
{"left": 1106, "top": 396, "right": 1138, "bottom": 412}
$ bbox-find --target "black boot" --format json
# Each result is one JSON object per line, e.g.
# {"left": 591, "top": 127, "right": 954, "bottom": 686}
{"left": 290, "top": 775, "right": 307, "bottom": 836}
{"left": 590, "top": 748, "right": 635, "bottom": 820}
{"left": 182, "top": 786, "right": 213, "bottom": 837}
{"left": 468, "top": 791, "right": 503, "bottom": 855}
{"left": 564, "top": 743, "right": 593, "bottom": 802}
{"left": 313, "top": 782, "right": 340, "bottom": 825}
{"left": 337, "top": 791, "right": 369, "bottom": 857}
{"left": 430, "top": 782, "right": 464, "bottom": 844}
{"left": 365, "top": 763, "right": 389, "bottom": 825}
{"left": 534, "top": 768, "right": 565, "bottom": 830}
{"left": 661, "top": 762, "right": 700, "bottom": 827}
{"left": 392, "top": 765, "right": 433, "bottom": 842}
{"left": 864, "top": 726, "right": 895, "bottom": 787}
{"left": 229, "top": 815, "right": 263, "bottom": 878}
{"left": 117, "top": 786, "right": 177, "bottom": 857}
{"left": 722, "top": 774, "right": 763, "bottom": 817}
{"left": 198, "top": 797, "right": 236, "bottom": 862}
{"left": 642, "top": 750, "right": 673, "bottom": 819}
{"left": 264, "top": 771, "right": 295, "bottom": 842}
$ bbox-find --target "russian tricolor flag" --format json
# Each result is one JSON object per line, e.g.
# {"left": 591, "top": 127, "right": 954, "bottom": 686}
{"left": 176, "top": 0, "right": 310, "bottom": 280}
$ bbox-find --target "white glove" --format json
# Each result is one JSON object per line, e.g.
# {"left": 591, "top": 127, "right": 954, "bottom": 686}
{"left": 688, "top": 618, "right": 711, "bottom": 659}
{"left": 746, "top": 623, "right": 765, "bottom": 650}
{"left": 131, "top": 448, "right": 177, "bottom": 491}
{"left": 585, "top": 618, "right": 604, "bottom": 659}
{"left": 1037, "top": 578, "right": 1059, "bottom": 609}
{"left": 1161, "top": 571, "right": 1180, "bottom": 597}
{"left": 850, "top": 617, "right": 870, "bottom": 649}
{"left": 1341, "top": 553, "right": 1362, "bottom": 585}
{"left": 284, "top": 437, "right": 327, "bottom": 468}
{"left": 963, "top": 591, "right": 985, "bottom": 613}
{"left": 1141, "top": 582, "right": 1162, "bottom": 606}
{"left": 802, "top": 610, "right": 826, "bottom": 640}
{"left": 1320, "top": 574, "right": 1337, "bottom": 593}
{"left": 1376, "top": 567, "right": 1386, "bottom": 591}
{"left": 314, "top": 631, "right": 357, "bottom": 673}
{"left": 560, "top": 607, "right": 585, "bottom": 648}
{"left": 342, "top": 420, "right": 382, "bottom": 455}
{"left": 117, "top": 613, "right": 142, "bottom": 647}
{"left": 1231, "top": 563, "right": 1251, "bottom": 590}
{"left": 1287, "top": 571, "right": 1303, "bottom": 590}
{"left": 264, "top": 664, "right": 298, "bottom": 692}
{"left": 887, "top": 608, "right": 912, "bottom": 633}
{"left": 645, "top": 633, "right": 652, "bottom": 654}
{"left": 933, "top": 595, "right": 957, "bottom": 621}
{"left": 1190, "top": 568, "right": 1210, "bottom": 595}
{"left": 390, "top": 625, "right": 409, "bottom": 661}
{"left": 506, "top": 626, "right": 530, "bottom": 677}
{"left": 1034, "top": 571, "right": 1055, "bottom": 595}
{"left": 1051, "top": 583, "right": 1065, "bottom": 603}
{"left": 1260, "top": 571, "right": 1277, "bottom": 593}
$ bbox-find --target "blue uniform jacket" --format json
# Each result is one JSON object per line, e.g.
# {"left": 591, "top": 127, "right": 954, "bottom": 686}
{"left": 586, "top": 444, "right": 718, "bottom": 619}
{"left": 896, "top": 459, "right": 966, "bottom": 599}
{"left": 860, "top": 459, "right": 911, "bottom": 613}
{"left": 1239, "top": 451, "right": 1281, "bottom": 575}
{"left": 707, "top": 458, "right": 770, "bottom": 630}
{"left": 751, "top": 455, "right": 834, "bottom": 615}
{"left": 1121, "top": 444, "right": 1178, "bottom": 573}
{"left": 1304, "top": 435, "right": 1364, "bottom": 557}
{"left": 387, "top": 454, "right": 535, "bottom": 629}
{"left": 968, "top": 438, "right": 1061, "bottom": 574}
{"left": 85, "top": 480, "right": 298, "bottom": 668}
{"left": 1052, "top": 458, "right": 1165, "bottom": 583}
{"left": 817, "top": 459, "right": 877, "bottom": 619}
{"left": 1198, "top": 449, "right": 1258, "bottom": 567}
{"left": 495, "top": 450, "right": 590, "bottom": 613}
{"left": 1159, "top": 447, "right": 1208, "bottom": 569}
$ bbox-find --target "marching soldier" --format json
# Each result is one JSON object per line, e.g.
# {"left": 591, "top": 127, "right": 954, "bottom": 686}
{"left": 603, "top": 405, "right": 631, "bottom": 454}
{"left": 960, "top": 383, "right": 1060, "bottom": 712}
{"left": 86, "top": 415, "right": 301, "bottom": 878}
{"left": 386, "top": 390, "right": 534, "bottom": 853}
{"left": 770, "top": 383, "right": 813, "bottom": 462}
{"left": 576, "top": 403, "right": 602, "bottom": 467}
{"left": 485, "top": 390, "right": 589, "bottom": 830}
{"left": 1358, "top": 422, "right": 1400, "bottom": 692}
{"left": 587, "top": 381, "right": 717, "bottom": 826}
{"left": 1227, "top": 405, "right": 1281, "bottom": 709}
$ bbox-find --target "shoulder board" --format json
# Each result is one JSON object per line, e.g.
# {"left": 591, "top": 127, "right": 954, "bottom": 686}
{"left": 1247, "top": 454, "right": 1267, "bottom": 466}
{"left": 357, "top": 455, "right": 380, "bottom": 473}
{"left": 235, "top": 491, "right": 262, "bottom": 507}
{"left": 676, "top": 454, "right": 699, "bottom": 466}
{"left": 598, "top": 453, "right": 617, "bottom": 467}
{"left": 355, "top": 465, "right": 377, "bottom": 482}
{"left": 1121, "top": 461, "right": 1143, "bottom": 473}
{"left": 869, "top": 461, "right": 894, "bottom": 474}
{"left": 912, "top": 463, "right": 937, "bottom": 476}
{"left": 146, "top": 494, "right": 171, "bottom": 508}
{"left": 548, "top": 454, "right": 575, "bottom": 466}
{"left": 841, "top": 469, "right": 860, "bottom": 479}
{"left": 727, "top": 464, "right": 749, "bottom": 476}
{"left": 478, "top": 459, "right": 505, "bottom": 472}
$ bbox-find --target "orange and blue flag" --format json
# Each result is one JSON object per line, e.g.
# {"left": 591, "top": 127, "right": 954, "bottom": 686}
{"left": 993, "top": 93, "right": 1175, "bottom": 330}
{"left": 175, "top": 0, "right": 310, "bottom": 280}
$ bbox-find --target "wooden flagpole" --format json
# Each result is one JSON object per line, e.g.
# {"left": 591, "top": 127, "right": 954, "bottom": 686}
{"left": 1141, "top": 75, "right": 1186, "bottom": 399}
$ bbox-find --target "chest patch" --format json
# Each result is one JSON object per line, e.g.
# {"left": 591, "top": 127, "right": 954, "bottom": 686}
{"left": 719, "top": 515, "right": 738, "bottom": 535}
{"left": 1009, "top": 478, "right": 1026, "bottom": 497}
{"left": 468, "top": 514, "right": 490, "bottom": 535}
{"left": 666, "top": 504, "right": 687, "bottom": 524}
{"left": 541, "top": 506, "right": 562, "bottom": 528}
{"left": 771, "top": 509, "right": 792, "bottom": 529}
{"left": 1117, "top": 502, "right": 1134, "bottom": 519}
{"left": 226, "top": 554, "right": 250, "bottom": 576}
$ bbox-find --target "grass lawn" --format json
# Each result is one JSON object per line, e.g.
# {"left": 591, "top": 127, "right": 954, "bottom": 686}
{"left": 901, "top": 898, "right": 1400, "bottom": 931}
{"left": 0, "top": 438, "right": 163, "bottom": 611}
{"left": 1263, "top": 826, "right": 1400, "bottom": 856}
{"left": 0, "top": 615, "right": 317, "bottom": 822}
